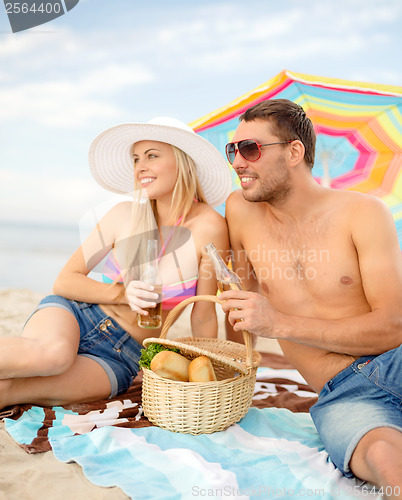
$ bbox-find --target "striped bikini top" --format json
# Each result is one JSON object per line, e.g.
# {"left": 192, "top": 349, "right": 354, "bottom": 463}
{"left": 101, "top": 251, "right": 197, "bottom": 311}
{"left": 101, "top": 217, "right": 198, "bottom": 310}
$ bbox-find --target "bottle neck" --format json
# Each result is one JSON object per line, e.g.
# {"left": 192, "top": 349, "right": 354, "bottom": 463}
{"left": 141, "top": 240, "right": 162, "bottom": 284}
{"left": 205, "top": 243, "right": 242, "bottom": 284}
{"left": 146, "top": 240, "right": 158, "bottom": 262}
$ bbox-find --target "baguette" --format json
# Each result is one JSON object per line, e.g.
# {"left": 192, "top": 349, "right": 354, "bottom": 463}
{"left": 188, "top": 356, "right": 217, "bottom": 382}
{"left": 150, "top": 350, "right": 191, "bottom": 381}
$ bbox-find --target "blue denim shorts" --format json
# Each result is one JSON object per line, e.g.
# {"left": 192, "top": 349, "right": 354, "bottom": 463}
{"left": 29, "top": 295, "right": 142, "bottom": 398}
{"left": 310, "top": 345, "right": 402, "bottom": 477}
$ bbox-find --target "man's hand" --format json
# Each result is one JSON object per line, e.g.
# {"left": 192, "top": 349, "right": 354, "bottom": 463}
{"left": 220, "top": 290, "right": 281, "bottom": 339}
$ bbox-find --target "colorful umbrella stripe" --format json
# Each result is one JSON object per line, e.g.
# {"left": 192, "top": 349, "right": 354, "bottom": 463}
{"left": 190, "top": 70, "right": 402, "bottom": 246}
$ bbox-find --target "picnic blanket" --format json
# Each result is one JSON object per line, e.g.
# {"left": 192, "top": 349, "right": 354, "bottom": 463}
{"left": 1, "top": 353, "right": 379, "bottom": 499}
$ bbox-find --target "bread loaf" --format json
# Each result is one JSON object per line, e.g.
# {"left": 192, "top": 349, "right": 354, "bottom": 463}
{"left": 150, "top": 351, "right": 191, "bottom": 381}
{"left": 188, "top": 356, "right": 217, "bottom": 382}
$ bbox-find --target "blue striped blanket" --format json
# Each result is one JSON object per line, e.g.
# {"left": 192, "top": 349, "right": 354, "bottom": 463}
{"left": 2, "top": 356, "right": 379, "bottom": 499}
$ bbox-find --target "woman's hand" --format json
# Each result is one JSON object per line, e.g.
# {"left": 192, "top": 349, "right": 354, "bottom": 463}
{"left": 125, "top": 280, "right": 160, "bottom": 315}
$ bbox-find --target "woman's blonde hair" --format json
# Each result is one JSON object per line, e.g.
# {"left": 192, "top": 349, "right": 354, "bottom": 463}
{"left": 114, "top": 144, "right": 206, "bottom": 289}
{"left": 151, "top": 145, "right": 206, "bottom": 224}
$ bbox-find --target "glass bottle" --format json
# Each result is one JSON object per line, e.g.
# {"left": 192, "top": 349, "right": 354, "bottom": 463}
{"left": 137, "top": 239, "right": 163, "bottom": 329}
{"left": 204, "top": 242, "right": 244, "bottom": 292}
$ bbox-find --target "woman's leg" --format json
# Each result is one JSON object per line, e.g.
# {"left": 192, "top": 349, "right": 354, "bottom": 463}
{"left": 0, "top": 307, "right": 80, "bottom": 379}
{"left": 0, "top": 355, "right": 111, "bottom": 408}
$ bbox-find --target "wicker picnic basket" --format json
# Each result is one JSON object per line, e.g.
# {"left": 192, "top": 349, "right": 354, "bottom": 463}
{"left": 141, "top": 295, "right": 261, "bottom": 434}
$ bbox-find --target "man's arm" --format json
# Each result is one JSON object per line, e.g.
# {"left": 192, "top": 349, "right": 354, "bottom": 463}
{"left": 222, "top": 195, "right": 402, "bottom": 355}
{"left": 224, "top": 191, "right": 259, "bottom": 343}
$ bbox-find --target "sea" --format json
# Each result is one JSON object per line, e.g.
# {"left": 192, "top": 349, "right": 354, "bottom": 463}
{"left": 0, "top": 220, "right": 82, "bottom": 294}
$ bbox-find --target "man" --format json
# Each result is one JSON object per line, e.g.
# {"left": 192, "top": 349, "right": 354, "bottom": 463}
{"left": 220, "top": 99, "right": 402, "bottom": 496}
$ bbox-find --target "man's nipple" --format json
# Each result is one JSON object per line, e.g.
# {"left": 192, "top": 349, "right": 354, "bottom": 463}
{"left": 340, "top": 275, "right": 353, "bottom": 285}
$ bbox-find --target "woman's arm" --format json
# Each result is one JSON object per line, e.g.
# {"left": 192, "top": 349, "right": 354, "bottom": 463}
{"left": 190, "top": 209, "right": 230, "bottom": 338}
{"left": 53, "top": 202, "right": 131, "bottom": 305}
{"left": 53, "top": 246, "right": 126, "bottom": 304}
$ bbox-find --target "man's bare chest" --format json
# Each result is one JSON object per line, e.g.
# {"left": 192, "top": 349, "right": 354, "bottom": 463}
{"left": 241, "top": 218, "right": 363, "bottom": 310}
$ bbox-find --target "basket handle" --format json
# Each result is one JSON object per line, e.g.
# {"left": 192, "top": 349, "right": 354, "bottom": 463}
{"left": 160, "top": 294, "right": 254, "bottom": 369}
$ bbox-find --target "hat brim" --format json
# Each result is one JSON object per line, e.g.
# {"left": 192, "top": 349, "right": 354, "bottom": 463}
{"left": 89, "top": 122, "right": 232, "bottom": 208}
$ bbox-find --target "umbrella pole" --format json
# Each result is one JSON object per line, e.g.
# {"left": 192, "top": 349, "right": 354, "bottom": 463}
{"left": 320, "top": 152, "right": 331, "bottom": 188}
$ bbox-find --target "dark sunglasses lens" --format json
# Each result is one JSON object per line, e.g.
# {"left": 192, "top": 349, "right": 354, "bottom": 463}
{"left": 225, "top": 144, "right": 236, "bottom": 164}
{"left": 239, "top": 140, "right": 260, "bottom": 161}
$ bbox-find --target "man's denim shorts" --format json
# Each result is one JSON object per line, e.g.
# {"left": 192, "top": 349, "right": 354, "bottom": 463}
{"left": 310, "top": 344, "right": 402, "bottom": 477}
{"left": 29, "top": 295, "right": 143, "bottom": 398}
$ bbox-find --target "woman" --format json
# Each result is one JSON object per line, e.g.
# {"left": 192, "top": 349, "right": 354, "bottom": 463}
{"left": 0, "top": 117, "right": 231, "bottom": 408}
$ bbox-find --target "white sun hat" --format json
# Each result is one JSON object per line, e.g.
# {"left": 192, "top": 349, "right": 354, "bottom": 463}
{"left": 88, "top": 117, "right": 232, "bottom": 207}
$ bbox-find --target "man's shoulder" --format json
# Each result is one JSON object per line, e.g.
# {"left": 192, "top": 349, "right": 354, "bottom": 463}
{"left": 226, "top": 189, "right": 243, "bottom": 205}
{"left": 326, "top": 190, "right": 394, "bottom": 235}
{"left": 226, "top": 189, "right": 258, "bottom": 217}
{"left": 330, "top": 189, "right": 388, "bottom": 212}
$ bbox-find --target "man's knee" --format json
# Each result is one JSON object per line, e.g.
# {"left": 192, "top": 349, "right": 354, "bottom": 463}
{"left": 351, "top": 428, "right": 402, "bottom": 485}
{"left": 366, "top": 439, "right": 396, "bottom": 469}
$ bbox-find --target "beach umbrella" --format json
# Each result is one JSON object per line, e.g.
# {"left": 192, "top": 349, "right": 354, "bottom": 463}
{"left": 190, "top": 70, "right": 402, "bottom": 246}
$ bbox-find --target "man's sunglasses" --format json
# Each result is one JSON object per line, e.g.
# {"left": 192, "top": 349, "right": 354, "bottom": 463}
{"left": 225, "top": 139, "right": 294, "bottom": 164}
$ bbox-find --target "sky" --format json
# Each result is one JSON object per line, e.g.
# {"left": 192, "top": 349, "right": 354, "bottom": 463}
{"left": 1, "top": 0, "right": 402, "bottom": 226}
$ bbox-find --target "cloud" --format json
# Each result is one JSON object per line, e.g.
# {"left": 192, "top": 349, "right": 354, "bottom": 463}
{"left": 1, "top": 0, "right": 402, "bottom": 230}
{"left": 0, "top": 62, "right": 154, "bottom": 127}
{"left": 80, "top": 64, "right": 153, "bottom": 93}
{"left": 0, "top": 82, "right": 116, "bottom": 126}
{"left": 0, "top": 25, "right": 155, "bottom": 127}
{"left": 0, "top": 0, "right": 401, "bottom": 134}
{"left": 132, "top": 0, "right": 402, "bottom": 77}
{"left": 0, "top": 29, "right": 50, "bottom": 56}
{"left": 0, "top": 167, "right": 114, "bottom": 224}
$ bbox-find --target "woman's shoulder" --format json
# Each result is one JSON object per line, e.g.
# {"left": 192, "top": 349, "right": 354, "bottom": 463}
{"left": 188, "top": 202, "right": 226, "bottom": 227}
{"left": 100, "top": 200, "right": 133, "bottom": 223}
{"left": 97, "top": 201, "right": 132, "bottom": 239}
{"left": 187, "top": 202, "right": 228, "bottom": 245}
{"left": 108, "top": 200, "right": 132, "bottom": 215}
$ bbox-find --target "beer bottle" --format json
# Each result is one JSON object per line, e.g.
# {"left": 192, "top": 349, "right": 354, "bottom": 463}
{"left": 204, "top": 242, "right": 244, "bottom": 292}
{"left": 205, "top": 243, "right": 251, "bottom": 352}
{"left": 137, "top": 239, "right": 163, "bottom": 329}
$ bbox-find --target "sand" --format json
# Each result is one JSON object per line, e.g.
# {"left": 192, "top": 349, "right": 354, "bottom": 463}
{"left": 0, "top": 289, "right": 129, "bottom": 499}
{"left": 0, "top": 288, "right": 282, "bottom": 499}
